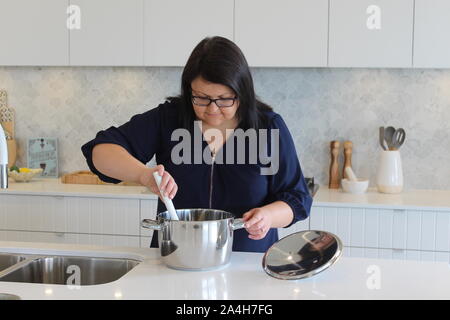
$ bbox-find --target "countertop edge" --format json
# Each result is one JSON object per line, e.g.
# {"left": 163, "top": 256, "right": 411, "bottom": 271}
{"left": 0, "top": 178, "right": 159, "bottom": 200}
{"left": 312, "top": 201, "right": 450, "bottom": 212}
{"left": 312, "top": 187, "right": 450, "bottom": 212}
{"left": 1, "top": 180, "right": 450, "bottom": 211}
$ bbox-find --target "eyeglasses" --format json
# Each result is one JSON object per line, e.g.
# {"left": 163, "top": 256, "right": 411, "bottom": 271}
{"left": 191, "top": 95, "right": 237, "bottom": 108}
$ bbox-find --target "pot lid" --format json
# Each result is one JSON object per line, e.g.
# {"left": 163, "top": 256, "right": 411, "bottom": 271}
{"left": 262, "top": 230, "right": 343, "bottom": 280}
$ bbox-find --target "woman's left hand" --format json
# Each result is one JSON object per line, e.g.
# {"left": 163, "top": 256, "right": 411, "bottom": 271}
{"left": 242, "top": 207, "right": 273, "bottom": 240}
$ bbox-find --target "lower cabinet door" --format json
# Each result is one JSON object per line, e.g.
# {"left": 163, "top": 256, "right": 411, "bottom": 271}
{"left": 0, "top": 194, "right": 66, "bottom": 232}
{"left": 65, "top": 197, "right": 141, "bottom": 236}
{"left": 0, "top": 230, "right": 141, "bottom": 248}
{"left": 311, "top": 206, "right": 450, "bottom": 253}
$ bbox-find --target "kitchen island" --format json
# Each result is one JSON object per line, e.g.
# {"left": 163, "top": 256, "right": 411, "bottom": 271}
{"left": 0, "top": 240, "right": 449, "bottom": 300}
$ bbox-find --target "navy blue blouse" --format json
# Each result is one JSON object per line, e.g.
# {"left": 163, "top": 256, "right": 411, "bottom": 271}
{"left": 81, "top": 99, "right": 312, "bottom": 253}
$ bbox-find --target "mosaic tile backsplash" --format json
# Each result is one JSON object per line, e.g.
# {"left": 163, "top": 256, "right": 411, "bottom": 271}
{"left": 0, "top": 66, "right": 449, "bottom": 190}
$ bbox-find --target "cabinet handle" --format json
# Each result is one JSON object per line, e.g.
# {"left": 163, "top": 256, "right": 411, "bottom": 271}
{"left": 54, "top": 232, "right": 65, "bottom": 237}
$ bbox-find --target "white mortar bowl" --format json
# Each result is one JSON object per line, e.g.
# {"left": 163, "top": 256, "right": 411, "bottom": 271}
{"left": 341, "top": 178, "right": 369, "bottom": 194}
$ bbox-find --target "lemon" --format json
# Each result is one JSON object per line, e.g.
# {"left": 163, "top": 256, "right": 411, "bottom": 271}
{"left": 20, "top": 168, "right": 31, "bottom": 173}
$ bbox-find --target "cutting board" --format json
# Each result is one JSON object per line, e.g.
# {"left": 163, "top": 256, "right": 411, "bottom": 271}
{"left": 61, "top": 171, "right": 107, "bottom": 185}
{"left": 61, "top": 171, "right": 140, "bottom": 186}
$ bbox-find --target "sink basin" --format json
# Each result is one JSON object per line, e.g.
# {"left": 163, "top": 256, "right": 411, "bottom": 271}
{"left": 0, "top": 254, "right": 141, "bottom": 286}
{"left": 0, "top": 253, "right": 27, "bottom": 272}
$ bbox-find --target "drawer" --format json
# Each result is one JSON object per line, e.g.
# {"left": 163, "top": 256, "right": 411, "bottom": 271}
{"left": 0, "top": 194, "right": 66, "bottom": 232}
{"left": 311, "top": 206, "right": 450, "bottom": 252}
{"left": 65, "top": 197, "right": 140, "bottom": 236}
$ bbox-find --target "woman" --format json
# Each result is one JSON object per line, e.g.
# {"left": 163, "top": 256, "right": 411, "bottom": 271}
{"left": 81, "top": 36, "right": 312, "bottom": 253}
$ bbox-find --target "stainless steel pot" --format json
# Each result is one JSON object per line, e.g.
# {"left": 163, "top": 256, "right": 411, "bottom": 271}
{"left": 141, "top": 209, "right": 245, "bottom": 271}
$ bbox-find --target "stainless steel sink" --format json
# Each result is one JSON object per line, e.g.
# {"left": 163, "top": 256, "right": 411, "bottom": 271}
{"left": 0, "top": 253, "right": 141, "bottom": 286}
{"left": 0, "top": 253, "right": 27, "bottom": 272}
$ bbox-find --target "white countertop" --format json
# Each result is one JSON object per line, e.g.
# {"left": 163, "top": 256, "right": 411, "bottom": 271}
{"left": 314, "top": 187, "right": 450, "bottom": 211}
{"left": 0, "top": 178, "right": 158, "bottom": 200}
{"left": 2, "top": 179, "right": 450, "bottom": 212}
{"left": 0, "top": 241, "right": 450, "bottom": 300}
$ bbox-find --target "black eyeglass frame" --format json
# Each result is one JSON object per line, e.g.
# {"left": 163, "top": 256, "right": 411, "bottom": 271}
{"left": 191, "top": 95, "right": 238, "bottom": 108}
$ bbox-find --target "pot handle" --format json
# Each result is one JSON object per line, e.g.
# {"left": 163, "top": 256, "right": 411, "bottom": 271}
{"left": 141, "top": 219, "right": 161, "bottom": 231}
{"left": 232, "top": 218, "right": 246, "bottom": 231}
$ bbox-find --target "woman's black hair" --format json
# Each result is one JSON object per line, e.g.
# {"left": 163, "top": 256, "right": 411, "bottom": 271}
{"left": 170, "top": 36, "right": 272, "bottom": 130}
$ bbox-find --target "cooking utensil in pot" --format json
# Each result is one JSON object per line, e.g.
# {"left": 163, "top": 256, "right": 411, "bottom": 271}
{"left": 262, "top": 230, "right": 343, "bottom": 280}
{"left": 141, "top": 209, "right": 245, "bottom": 270}
{"left": 152, "top": 171, "right": 178, "bottom": 221}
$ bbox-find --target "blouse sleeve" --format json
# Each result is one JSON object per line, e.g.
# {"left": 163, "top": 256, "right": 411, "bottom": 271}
{"left": 81, "top": 105, "right": 162, "bottom": 184}
{"left": 267, "top": 114, "right": 313, "bottom": 228}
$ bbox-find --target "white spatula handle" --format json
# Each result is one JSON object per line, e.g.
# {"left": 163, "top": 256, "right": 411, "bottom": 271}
{"left": 153, "top": 171, "right": 178, "bottom": 220}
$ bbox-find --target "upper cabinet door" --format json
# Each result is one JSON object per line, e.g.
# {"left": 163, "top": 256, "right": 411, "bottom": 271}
{"left": 0, "top": 0, "right": 68, "bottom": 66}
{"left": 69, "top": 0, "right": 143, "bottom": 66}
{"left": 235, "top": 0, "right": 328, "bottom": 67}
{"left": 329, "top": 0, "right": 414, "bottom": 68}
{"left": 144, "top": 0, "right": 234, "bottom": 67}
{"left": 414, "top": 0, "right": 450, "bottom": 68}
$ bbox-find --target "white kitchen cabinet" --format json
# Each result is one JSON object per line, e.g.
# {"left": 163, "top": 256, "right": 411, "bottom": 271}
{"left": 0, "top": 195, "right": 140, "bottom": 236}
{"left": 69, "top": 0, "right": 143, "bottom": 66}
{"left": 234, "top": 0, "right": 328, "bottom": 67}
{"left": 0, "top": 0, "right": 69, "bottom": 66}
{"left": 413, "top": 0, "right": 450, "bottom": 68}
{"left": 143, "top": 0, "right": 234, "bottom": 66}
{"left": 65, "top": 197, "right": 140, "bottom": 236}
{"left": 0, "top": 194, "right": 66, "bottom": 232}
{"left": 310, "top": 205, "right": 450, "bottom": 261}
{"left": 329, "top": 0, "right": 414, "bottom": 68}
{"left": 0, "top": 194, "right": 143, "bottom": 248}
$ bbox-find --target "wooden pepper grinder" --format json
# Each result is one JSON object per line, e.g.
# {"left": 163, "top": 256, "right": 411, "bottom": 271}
{"left": 329, "top": 141, "right": 340, "bottom": 189}
{"left": 343, "top": 141, "right": 353, "bottom": 179}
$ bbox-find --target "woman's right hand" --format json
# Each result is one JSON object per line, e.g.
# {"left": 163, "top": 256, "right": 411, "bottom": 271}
{"left": 139, "top": 164, "right": 178, "bottom": 200}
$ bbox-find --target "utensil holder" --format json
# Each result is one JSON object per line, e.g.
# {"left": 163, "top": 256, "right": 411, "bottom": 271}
{"left": 376, "top": 150, "right": 403, "bottom": 194}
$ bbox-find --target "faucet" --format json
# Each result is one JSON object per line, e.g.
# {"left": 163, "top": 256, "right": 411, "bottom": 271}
{"left": 0, "top": 123, "right": 8, "bottom": 188}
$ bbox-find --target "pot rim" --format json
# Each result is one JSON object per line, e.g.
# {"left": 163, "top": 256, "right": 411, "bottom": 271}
{"left": 157, "top": 208, "right": 240, "bottom": 222}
